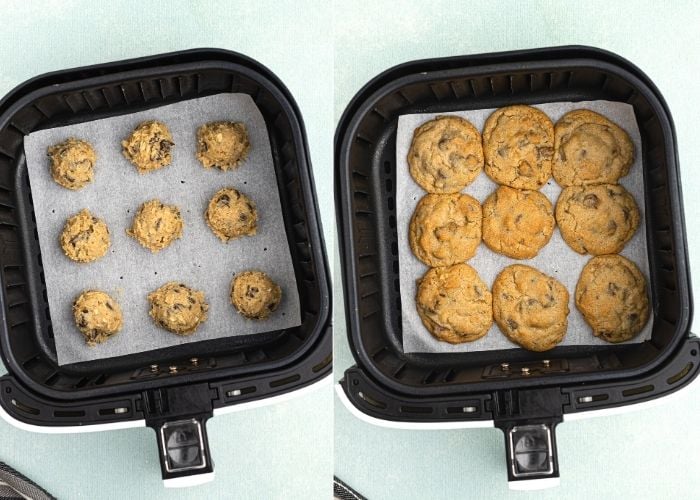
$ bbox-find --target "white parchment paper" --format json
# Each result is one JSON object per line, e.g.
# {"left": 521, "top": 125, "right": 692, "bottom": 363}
{"left": 397, "top": 101, "right": 653, "bottom": 353}
{"left": 24, "top": 93, "right": 301, "bottom": 365}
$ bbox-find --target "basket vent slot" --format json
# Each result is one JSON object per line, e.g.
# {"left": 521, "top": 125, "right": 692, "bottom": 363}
{"left": 357, "top": 391, "right": 387, "bottom": 410}
{"left": 269, "top": 373, "right": 301, "bottom": 388}
{"left": 11, "top": 399, "right": 39, "bottom": 415}
{"left": 400, "top": 405, "right": 432, "bottom": 414}
{"left": 54, "top": 409, "right": 86, "bottom": 418}
{"left": 667, "top": 362, "right": 693, "bottom": 385}
{"left": 226, "top": 386, "right": 256, "bottom": 398}
{"left": 622, "top": 384, "right": 654, "bottom": 397}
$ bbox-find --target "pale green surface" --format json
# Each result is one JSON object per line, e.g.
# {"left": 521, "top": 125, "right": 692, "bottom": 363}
{"left": 0, "top": 1, "right": 333, "bottom": 499}
{"left": 334, "top": 1, "right": 700, "bottom": 499}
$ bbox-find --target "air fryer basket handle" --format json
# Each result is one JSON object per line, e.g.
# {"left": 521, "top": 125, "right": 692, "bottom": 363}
{"left": 493, "top": 387, "right": 563, "bottom": 489}
{"left": 151, "top": 415, "right": 214, "bottom": 487}
{"left": 143, "top": 383, "right": 216, "bottom": 486}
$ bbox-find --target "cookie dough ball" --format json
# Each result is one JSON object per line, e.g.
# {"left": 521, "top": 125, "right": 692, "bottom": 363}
{"left": 231, "top": 271, "right": 282, "bottom": 319}
{"left": 575, "top": 255, "right": 650, "bottom": 343}
{"left": 48, "top": 138, "right": 97, "bottom": 190}
{"left": 60, "top": 209, "right": 110, "bottom": 263}
{"left": 121, "top": 120, "right": 174, "bottom": 173}
{"left": 483, "top": 105, "right": 554, "bottom": 189}
{"left": 482, "top": 186, "right": 555, "bottom": 259}
{"left": 409, "top": 193, "right": 482, "bottom": 267}
{"left": 73, "top": 290, "right": 123, "bottom": 346}
{"left": 416, "top": 263, "right": 492, "bottom": 343}
{"left": 553, "top": 109, "right": 634, "bottom": 186}
{"left": 408, "top": 115, "right": 484, "bottom": 193}
{"left": 493, "top": 265, "right": 569, "bottom": 352}
{"left": 148, "top": 282, "right": 208, "bottom": 335}
{"left": 196, "top": 121, "right": 250, "bottom": 170}
{"left": 556, "top": 184, "right": 640, "bottom": 255}
{"left": 205, "top": 187, "right": 257, "bottom": 242}
{"left": 127, "top": 199, "right": 184, "bottom": 253}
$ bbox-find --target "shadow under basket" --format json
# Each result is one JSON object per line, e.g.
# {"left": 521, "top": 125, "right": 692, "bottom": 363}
{"left": 0, "top": 49, "right": 331, "bottom": 485}
{"left": 336, "top": 46, "right": 697, "bottom": 487}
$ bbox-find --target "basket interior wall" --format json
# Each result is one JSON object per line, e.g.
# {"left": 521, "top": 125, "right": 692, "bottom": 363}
{"left": 0, "top": 66, "right": 323, "bottom": 393}
{"left": 346, "top": 65, "right": 683, "bottom": 389}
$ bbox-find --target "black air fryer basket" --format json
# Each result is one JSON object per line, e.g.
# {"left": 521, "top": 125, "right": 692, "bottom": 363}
{"left": 0, "top": 49, "right": 331, "bottom": 485}
{"left": 335, "top": 46, "right": 697, "bottom": 487}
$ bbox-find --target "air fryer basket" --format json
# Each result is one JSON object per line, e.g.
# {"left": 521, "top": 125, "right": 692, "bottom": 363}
{"left": 336, "top": 46, "right": 697, "bottom": 486}
{"left": 0, "top": 49, "right": 331, "bottom": 484}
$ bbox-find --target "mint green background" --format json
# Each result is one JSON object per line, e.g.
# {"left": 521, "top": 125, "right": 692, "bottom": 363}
{"left": 334, "top": 1, "right": 700, "bottom": 499}
{"left": 0, "top": 1, "right": 333, "bottom": 499}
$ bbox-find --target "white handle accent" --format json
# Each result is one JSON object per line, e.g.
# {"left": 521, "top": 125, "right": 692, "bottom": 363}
{"left": 163, "top": 472, "right": 215, "bottom": 488}
{"left": 508, "top": 477, "right": 560, "bottom": 490}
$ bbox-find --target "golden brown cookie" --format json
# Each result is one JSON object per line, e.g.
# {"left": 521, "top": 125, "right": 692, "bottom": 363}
{"left": 121, "top": 120, "right": 174, "bottom": 173}
{"left": 556, "top": 184, "right": 640, "bottom": 255}
{"left": 73, "top": 290, "right": 123, "bottom": 346}
{"left": 60, "top": 209, "right": 110, "bottom": 263}
{"left": 127, "top": 199, "right": 184, "bottom": 253}
{"left": 482, "top": 105, "right": 554, "bottom": 189}
{"left": 492, "top": 265, "right": 569, "bottom": 351}
{"left": 196, "top": 121, "right": 250, "bottom": 170}
{"left": 553, "top": 109, "right": 634, "bottom": 186}
{"left": 409, "top": 193, "right": 482, "bottom": 267}
{"left": 416, "top": 263, "right": 492, "bottom": 343}
{"left": 205, "top": 187, "right": 257, "bottom": 242}
{"left": 48, "top": 138, "right": 97, "bottom": 190}
{"left": 231, "top": 271, "right": 282, "bottom": 319}
{"left": 408, "top": 115, "right": 484, "bottom": 193}
{"left": 575, "top": 255, "right": 650, "bottom": 343}
{"left": 482, "top": 186, "right": 555, "bottom": 259}
{"left": 148, "top": 282, "right": 209, "bottom": 335}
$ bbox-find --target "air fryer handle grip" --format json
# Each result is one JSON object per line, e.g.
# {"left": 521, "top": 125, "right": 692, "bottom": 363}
{"left": 501, "top": 422, "right": 560, "bottom": 490}
{"left": 151, "top": 415, "right": 215, "bottom": 487}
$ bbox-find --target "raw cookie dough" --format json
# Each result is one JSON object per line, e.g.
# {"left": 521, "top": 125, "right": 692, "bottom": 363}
{"left": 73, "top": 290, "right": 123, "bottom": 346}
{"left": 196, "top": 121, "right": 250, "bottom": 170}
{"left": 127, "top": 199, "right": 184, "bottom": 253}
{"left": 482, "top": 105, "right": 554, "bottom": 189}
{"left": 575, "top": 254, "right": 650, "bottom": 343}
{"left": 409, "top": 193, "right": 482, "bottom": 267}
{"left": 482, "top": 186, "right": 555, "bottom": 259}
{"left": 205, "top": 187, "right": 257, "bottom": 242}
{"left": 230, "top": 270, "right": 282, "bottom": 319}
{"left": 556, "top": 183, "right": 640, "bottom": 255}
{"left": 408, "top": 115, "right": 484, "bottom": 193}
{"left": 121, "top": 120, "right": 174, "bottom": 173}
{"left": 47, "top": 138, "right": 97, "bottom": 190}
{"left": 148, "top": 282, "right": 209, "bottom": 335}
{"left": 492, "top": 264, "right": 569, "bottom": 352}
{"left": 59, "top": 209, "right": 110, "bottom": 263}
{"left": 416, "top": 263, "right": 492, "bottom": 343}
{"left": 553, "top": 109, "right": 635, "bottom": 186}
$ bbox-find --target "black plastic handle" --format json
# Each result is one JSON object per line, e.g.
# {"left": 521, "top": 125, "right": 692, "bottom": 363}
{"left": 152, "top": 416, "right": 214, "bottom": 485}
{"left": 143, "top": 383, "right": 216, "bottom": 485}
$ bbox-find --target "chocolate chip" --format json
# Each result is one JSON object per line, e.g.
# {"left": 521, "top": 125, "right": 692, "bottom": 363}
{"left": 105, "top": 302, "right": 113, "bottom": 310}
{"left": 507, "top": 319, "right": 518, "bottom": 330}
{"left": 628, "top": 313, "right": 639, "bottom": 324}
{"left": 217, "top": 195, "right": 231, "bottom": 207}
{"left": 608, "top": 282, "right": 620, "bottom": 295}
{"left": 155, "top": 218, "right": 162, "bottom": 231}
{"left": 159, "top": 140, "right": 173, "bottom": 153}
{"left": 583, "top": 194, "right": 599, "bottom": 208}
{"left": 607, "top": 220, "right": 618, "bottom": 234}
{"left": 527, "top": 298, "right": 538, "bottom": 307}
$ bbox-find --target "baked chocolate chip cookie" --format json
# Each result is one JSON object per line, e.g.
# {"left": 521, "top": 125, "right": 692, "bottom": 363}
{"left": 196, "top": 121, "right": 250, "bottom": 170}
{"left": 121, "top": 120, "right": 174, "bottom": 173}
{"left": 73, "top": 290, "right": 123, "bottom": 346}
{"left": 408, "top": 115, "right": 484, "bottom": 193}
{"left": 492, "top": 265, "right": 569, "bottom": 351}
{"left": 482, "top": 186, "right": 555, "bottom": 259}
{"left": 48, "top": 138, "right": 97, "bottom": 190}
{"left": 575, "top": 254, "right": 650, "bottom": 343}
{"left": 148, "top": 282, "right": 209, "bottom": 335}
{"left": 60, "top": 209, "right": 110, "bottom": 263}
{"left": 231, "top": 270, "right": 282, "bottom": 319}
{"left": 556, "top": 184, "right": 640, "bottom": 255}
{"left": 553, "top": 109, "right": 634, "bottom": 186}
{"left": 415, "top": 263, "right": 492, "bottom": 343}
{"left": 127, "top": 199, "right": 184, "bottom": 253}
{"left": 409, "top": 193, "right": 482, "bottom": 267}
{"left": 482, "top": 105, "right": 554, "bottom": 189}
